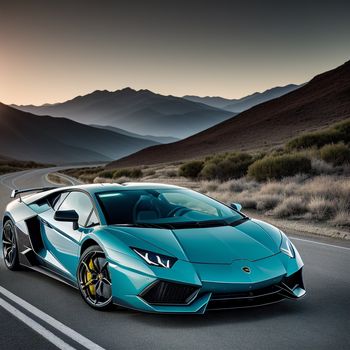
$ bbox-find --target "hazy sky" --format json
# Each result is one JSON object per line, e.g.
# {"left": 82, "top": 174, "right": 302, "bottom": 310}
{"left": 1, "top": 0, "right": 349, "bottom": 105}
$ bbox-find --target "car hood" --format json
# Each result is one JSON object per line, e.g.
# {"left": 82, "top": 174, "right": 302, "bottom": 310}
{"left": 106, "top": 219, "right": 280, "bottom": 264}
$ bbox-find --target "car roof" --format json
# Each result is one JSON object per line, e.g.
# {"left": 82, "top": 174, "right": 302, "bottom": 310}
{"left": 67, "top": 182, "right": 185, "bottom": 195}
{"left": 20, "top": 182, "right": 186, "bottom": 205}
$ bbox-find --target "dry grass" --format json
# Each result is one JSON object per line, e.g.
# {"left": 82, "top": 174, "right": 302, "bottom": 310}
{"left": 331, "top": 211, "right": 350, "bottom": 227}
{"left": 255, "top": 194, "right": 282, "bottom": 211}
{"left": 195, "top": 175, "right": 350, "bottom": 229}
{"left": 62, "top": 162, "right": 350, "bottom": 229}
{"left": 272, "top": 197, "right": 308, "bottom": 218}
{"left": 307, "top": 196, "right": 335, "bottom": 220}
{"left": 199, "top": 180, "right": 220, "bottom": 192}
{"left": 0, "top": 160, "right": 49, "bottom": 175}
{"left": 311, "top": 158, "right": 337, "bottom": 175}
{"left": 47, "top": 173, "right": 72, "bottom": 186}
{"left": 228, "top": 191, "right": 257, "bottom": 209}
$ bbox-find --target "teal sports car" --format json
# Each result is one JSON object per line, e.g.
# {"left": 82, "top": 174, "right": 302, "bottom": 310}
{"left": 2, "top": 183, "right": 305, "bottom": 313}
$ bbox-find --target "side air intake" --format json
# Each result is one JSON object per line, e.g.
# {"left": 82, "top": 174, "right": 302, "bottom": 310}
{"left": 25, "top": 216, "right": 44, "bottom": 253}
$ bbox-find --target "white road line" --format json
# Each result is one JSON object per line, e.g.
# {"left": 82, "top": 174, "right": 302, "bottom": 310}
{"left": 0, "top": 297, "right": 76, "bottom": 350}
{"left": 290, "top": 236, "right": 350, "bottom": 251}
{"left": 0, "top": 286, "right": 105, "bottom": 350}
{"left": 0, "top": 172, "right": 24, "bottom": 190}
{"left": 11, "top": 168, "right": 44, "bottom": 189}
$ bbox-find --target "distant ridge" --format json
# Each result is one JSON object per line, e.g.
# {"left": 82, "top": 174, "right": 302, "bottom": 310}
{"left": 89, "top": 124, "right": 179, "bottom": 144}
{"left": 108, "top": 60, "right": 350, "bottom": 167}
{"left": 0, "top": 103, "right": 158, "bottom": 164}
{"left": 13, "top": 88, "right": 233, "bottom": 139}
{"left": 184, "top": 84, "right": 301, "bottom": 112}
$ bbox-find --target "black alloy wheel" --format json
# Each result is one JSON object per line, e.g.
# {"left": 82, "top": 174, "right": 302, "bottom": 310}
{"left": 77, "top": 245, "right": 113, "bottom": 310}
{"left": 2, "top": 220, "right": 20, "bottom": 270}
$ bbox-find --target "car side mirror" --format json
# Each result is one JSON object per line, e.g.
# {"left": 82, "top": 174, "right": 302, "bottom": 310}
{"left": 54, "top": 210, "right": 79, "bottom": 230}
{"left": 230, "top": 202, "right": 242, "bottom": 212}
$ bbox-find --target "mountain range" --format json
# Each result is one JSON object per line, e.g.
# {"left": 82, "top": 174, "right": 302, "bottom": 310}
{"left": 0, "top": 103, "right": 159, "bottom": 163}
{"left": 183, "top": 84, "right": 301, "bottom": 112}
{"left": 13, "top": 88, "right": 234, "bottom": 138}
{"left": 108, "top": 60, "right": 350, "bottom": 167}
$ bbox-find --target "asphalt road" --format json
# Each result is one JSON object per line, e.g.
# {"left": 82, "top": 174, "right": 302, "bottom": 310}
{"left": 0, "top": 168, "right": 349, "bottom": 350}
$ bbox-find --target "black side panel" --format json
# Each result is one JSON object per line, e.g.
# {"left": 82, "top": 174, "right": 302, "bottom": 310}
{"left": 25, "top": 216, "right": 44, "bottom": 253}
{"left": 15, "top": 224, "right": 37, "bottom": 267}
{"left": 22, "top": 249, "right": 39, "bottom": 265}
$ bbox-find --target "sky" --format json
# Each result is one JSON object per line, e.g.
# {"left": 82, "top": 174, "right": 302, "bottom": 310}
{"left": 1, "top": 0, "right": 350, "bottom": 105}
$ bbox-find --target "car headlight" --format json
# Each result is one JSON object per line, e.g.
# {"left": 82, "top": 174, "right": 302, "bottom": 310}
{"left": 132, "top": 248, "right": 177, "bottom": 268}
{"left": 280, "top": 233, "right": 295, "bottom": 258}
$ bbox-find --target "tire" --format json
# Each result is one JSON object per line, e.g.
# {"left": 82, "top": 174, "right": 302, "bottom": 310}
{"left": 77, "top": 245, "right": 113, "bottom": 310}
{"left": 2, "top": 220, "right": 20, "bottom": 270}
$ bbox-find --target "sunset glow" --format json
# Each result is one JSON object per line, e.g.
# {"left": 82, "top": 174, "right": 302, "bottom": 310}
{"left": 1, "top": 1, "right": 349, "bottom": 105}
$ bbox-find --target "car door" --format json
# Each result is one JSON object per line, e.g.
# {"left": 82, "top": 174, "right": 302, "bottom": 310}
{"left": 39, "top": 191, "right": 98, "bottom": 279}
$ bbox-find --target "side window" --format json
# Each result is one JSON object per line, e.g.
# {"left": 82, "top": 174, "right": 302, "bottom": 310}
{"left": 52, "top": 192, "right": 69, "bottom": 211}
{"left": 58, "top": 192, "right": 96, "bottom": 227}
{"left": 86, "top": 210, "right": 99, "bottom": 228}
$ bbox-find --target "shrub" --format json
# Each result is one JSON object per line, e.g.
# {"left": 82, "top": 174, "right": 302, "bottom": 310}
{"left": 259, "top": 182, "right": 286, "bottom": 195}
{"left": 0, "top": 165, "right": 22, "bottom": 175}
{"left": 98, "top": 170, "right": 115, "bottom": 179}
{"left": 255, "top": 194, "right": 282, "bottom": 211}
{"left": 200, "top": 153, "right": 253, "bottom": 181}
{"left": 178, "top": 160, "right": 204, "bottom": 179}
{"left": 166, "top": 170, "right": 177, "bottom": 178}
{"left": 79, "top": 174, "right": 97, "bottom": 183}
{"left": 247, "top": 154, "right": 312, "bottom": 181}
{"left": 285, "top": 119, "right": 350, "bottom": 151}
{"left": 319, "top": 143, "right": 350, "bottom": 166}
{"left": 199, "top": 162, "right": 217, "bottom": 180}
{"left": 302, "top": 176, "right": 350, "bottom": 203}
{"left": 272, "top": 197, "right": 308, "bottom": 218}
{"left": 110, "top": 176, "right": 132, "bottom": 183}
{"left": 331, "top": 210, "right": 350, "bottom": 227}
{"left": 311, "top": 158, "right": 336, "bottom": 175}
{"left": 333, "top": 119, "right": 350, "bottom": 144}
{"left": 219, "top": 178, "right": 258, "bottom": 193}
{"left": 232, "top": 191, "right": 257, "bottom": 209}
{"left": 286, "top": 129, "right": 342, "bottom": 150}
{"left": 199, "top": 180, "right": 220, "bottom": 192}
{"left": 144, "top": 169, "right": 156, "bottom": 176}
{"left": 113, "top": 168, "right": 143, "bottom": 179}
{"left": 308, "top": 196, "right": 335, "bottom": 220}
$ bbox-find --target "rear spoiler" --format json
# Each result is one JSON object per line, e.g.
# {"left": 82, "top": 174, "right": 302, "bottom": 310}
{"left": 11, "top": 186, "right": 60, "bottom": 199}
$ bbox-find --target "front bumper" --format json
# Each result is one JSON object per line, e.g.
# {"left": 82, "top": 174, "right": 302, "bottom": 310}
{"left": 206, "top": 269, "right": 305, "bottom": 310}
{"left": 106, "top": 249, "right": 305, "bottom": 314}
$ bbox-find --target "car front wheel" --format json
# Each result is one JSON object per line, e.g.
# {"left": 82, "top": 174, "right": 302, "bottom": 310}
{"left": 77, "top": 245, "right": 113, "bottom": 310}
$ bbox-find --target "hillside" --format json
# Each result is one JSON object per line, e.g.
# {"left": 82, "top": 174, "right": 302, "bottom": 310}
{"left": 89, "top": 124, "right": 179, "bottom": 144}
{"left": 109, "top": 60, "right": 350, "bottom": 168}
{"left": 0, "top": 104, "right": 158, "bottom": 164}
{"left": 13, "top": 88, "right": 233, "bottom": 138}
{"left": 184, "top": 84, "right": 300, "bottom": 112}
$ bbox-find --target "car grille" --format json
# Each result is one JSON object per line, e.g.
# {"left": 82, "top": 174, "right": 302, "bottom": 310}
{"left": 140, "top": 280, "right": 200, "bottom": 305}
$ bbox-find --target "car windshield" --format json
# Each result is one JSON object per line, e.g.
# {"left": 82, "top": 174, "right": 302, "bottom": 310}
{"left": 96, "top": 188, "right": 245, "bottom": 228}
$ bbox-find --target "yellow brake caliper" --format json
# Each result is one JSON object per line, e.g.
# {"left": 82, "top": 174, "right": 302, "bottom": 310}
{"left": 86, "top": 259, "right": 96, "bottom": 295}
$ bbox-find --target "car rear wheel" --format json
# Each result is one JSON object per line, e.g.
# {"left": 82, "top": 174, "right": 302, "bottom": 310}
{"left": 77, "top": 245, "right": 113, "bottom": 310}
{"left": 2, "top": 220, "right": 20, "bottom": 270}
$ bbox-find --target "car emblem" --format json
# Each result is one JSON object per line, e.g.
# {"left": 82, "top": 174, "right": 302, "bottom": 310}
{"left": 242, "top": 266, "right": 251, "bottom": 274}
